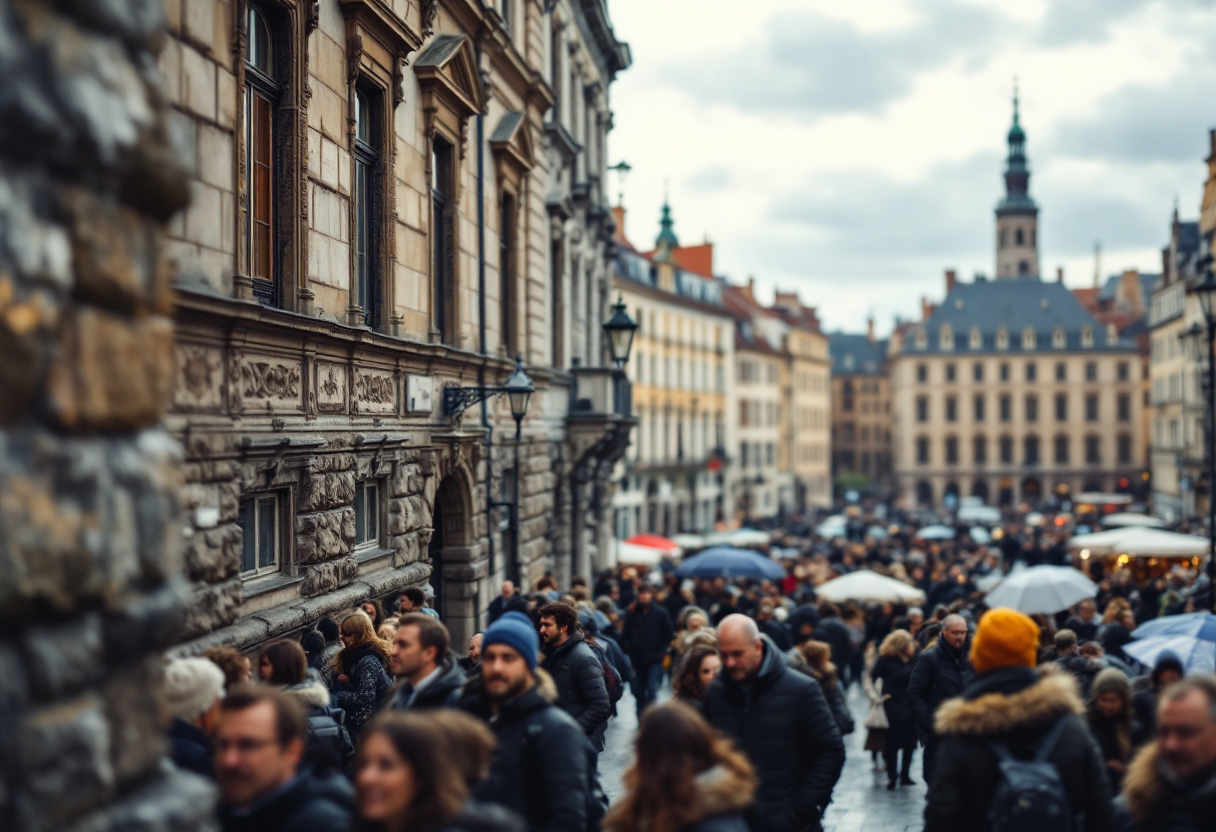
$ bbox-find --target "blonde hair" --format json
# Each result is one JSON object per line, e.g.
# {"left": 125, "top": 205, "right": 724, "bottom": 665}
{"left": 879, "top": 629, "right": 914, "bottom": 660}
{"left": 333, "top": 611, "right": 391, "bottom": 673}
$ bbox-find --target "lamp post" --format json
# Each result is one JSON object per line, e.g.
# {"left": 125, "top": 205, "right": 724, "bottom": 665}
{"left": 1181, "top": 323, "right": 1205, "bottom": 523}
{"left": 603, "top": 295, "right": 639, "bottom": 369}
{"left": 1195, "top": 263, "right": 1216, "bottom": 612}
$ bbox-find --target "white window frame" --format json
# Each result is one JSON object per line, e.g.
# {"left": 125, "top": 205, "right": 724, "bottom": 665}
{"left": 353, "top": 478, "right": 384, "bottom": 551}
{"left": 240, "top": 492, "right": 286, "bottom": 579}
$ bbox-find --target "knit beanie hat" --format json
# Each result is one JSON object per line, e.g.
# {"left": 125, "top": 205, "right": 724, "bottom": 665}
{"left": 164, "top": 657, "right": 227, "bottom": 720}
{"left": 970, "top": 608, "right": 1040, "bottom": 676}
{"left": 1091, "top": 667, "right": 1131, "bottom": 701}
{"left": 483, "top": 612, "right": 540, "bottom": 671}
{"left": 1152, "top": 651, "right": 1185, "bottom": 686}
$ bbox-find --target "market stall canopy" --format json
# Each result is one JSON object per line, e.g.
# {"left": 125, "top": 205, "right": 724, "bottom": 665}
{"left": 984, "top": 565, "right": 1097, "bottom": 615}
{"left": 1068, "top": 528, "right": 1132, "bottom": 552}
{"left": 958, "top": 505, "right": 1001, "bottom": 525}
{"left": 616, "top": 541, "right": 664, "bottom": 566}
{"left": 917, "top": 525, "right": 956, "bottom": 541}
{"left": 815, "top": 570, "right": 926, "bottom": 604}
{"left": 673, "top": 546, "right": 786, "bottom": 581}
{"left": 625, "top": 534, "right": 682, "bottom": 554}
{"left": 721, "top": 528, "right": 771, "bottom": 547}
{"left": 672, "top": 534, "right": 708, "bottom": 550}
{"left": 1101, "top": 513, "right": 1166, "bottom": 529}
{"left": 1069, "top": 527, "right": 1208, "bottom": 557}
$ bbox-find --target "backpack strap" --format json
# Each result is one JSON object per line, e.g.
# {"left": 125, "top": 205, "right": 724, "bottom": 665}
{"left": 1033, "top": 714, "right": 1072, "bottom": 763}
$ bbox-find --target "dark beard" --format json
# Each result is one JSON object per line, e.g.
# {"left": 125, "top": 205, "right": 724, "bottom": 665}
{"left": 487, "top": 675, "right": 529, "bottom": 703}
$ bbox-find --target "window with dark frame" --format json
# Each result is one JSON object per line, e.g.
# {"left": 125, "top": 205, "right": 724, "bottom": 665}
{"left": 973, "top": 362, "right": 984, "bottom": 382}
{"left": 945, "top": 436, "right": 959, "bottom": 465}
{"left": 945, "top": 396, "right": 957, "bottom": 422}
{"left": 354, "top": 86, "right": 381, "bottom": 327}
{"left": 1025, "top": 362, "right": 1037, "bottom": 382}
{"left": 974, "top": 394, "right": 985, "bottom": 422}
{"left": 432, "top": 137, "right": 455, "bottom": 343}
{"left": 353, "top": 480, "right": 381, "bottom": 550}
{"left": 245, "top": 5, "right": 279, "bottom": 307}
{"left": 1085, "top": 361, "right": 1097, "bottom": 381}
{"left": 1000, "top": 435, "right": 1013, "bottom": 464}
{"left": 1055, "top": 393, "right": 1067, "bottom": 422}
{"left": 1000, "top": 394, "right": 1011, "bottom": 422}
{"left": 1117, "top": 362, "right": 1129, "bottom": 381}
{"left": 1024, "top": 434, "right": 1040, "bottom": 466}
{"left": 973, "top": 435, "right": 987, "bottom": 465}
{"left": 1086, "top": 435, "right": 1101, "bottom": 464}
{"left": 239, "top": 493, "right": 283, "bottom": 578}
{"left": 1000, "top": 362, "right": 1010, "bottom": 382}
{"left": 1025, "top": 394, "right": 1038, "bottom": 422}
{"left": 1117, "top": 393, "right": 1130, "bottom": 422}
{"left": 1085, "top": 394, "right": 1099, "bottom": 422}
{"left": 1117, "top": 434, "right": 1132, "bottom": 464}
{"left": 1054, "top": 435, "right": 1069, "bottom": 464}
{"left": 1055, "top": 362, "right": 1066, "bottom": 381}
{"left": 916, "top": 396, "right": 928, "bottom": 422}
{"left": 916, "top": 437, "right": 930, "bottom": 465}
{"left": 500, "top": 192, "right": 517, "bottom": 355}
{"left": 916, "top": 363, "right": 928, "bottom": 383}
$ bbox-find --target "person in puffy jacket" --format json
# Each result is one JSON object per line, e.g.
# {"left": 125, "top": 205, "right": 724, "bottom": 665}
{"left": 923, "top": 608, "right": 1113, "bottom": 832}
{"left": 259, "top": 639, "right": 354, "bottom": 776}
{"left": 332, "top": 611, "right": 393, "bottom": 737}
{"left": 871, "top": 630, "right": 918, "bottom": 790}
{"left": 1087, "top": 667, "right": 1137, "bottom": 794}
{"left": 622, "top": 583, "right": 675, "bottom": 717}
{"left": 702, "top": 615, "right": 844, "bottom": 832}
{"left": 164, "top": 657, "right": 226, "bottom": 778}
{"left": 795, "top": 641, "right": 854, "bottom": 739}
{"left": 387, "top": 614, "right": 466, "bottom": 712}
{"left": 907, "top": 614, "right": 973, "bottom": 784}
{"left": 539, "top": 601, "right": 612, "bottom": 751}
{"left": 605, "top": 701, "right": 757, "bottom": 832}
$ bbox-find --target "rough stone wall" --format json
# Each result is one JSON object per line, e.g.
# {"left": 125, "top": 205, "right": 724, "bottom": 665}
{"left": 0, "top": 1, "right": 214, "bottom": 830}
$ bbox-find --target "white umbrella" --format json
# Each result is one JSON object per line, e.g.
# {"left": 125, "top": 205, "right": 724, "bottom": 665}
{"left": 1073, "top": 527, "right": 1207, "bottom": 558}
{"left": 985, "top": 565, "right": 1097, "bottom": 615}
{"left": 816, "top": 570, "right": 926, "bottom": 604}
{"left": 917, "top": 525, "right": 956, "bottom": 540}
{"left": 1101, "top": 512, "right": 1166, "bottom": 529}
{"left": 1068, "top": 528, "right": 1131, "bottom": 552}
{"left": 616, "top": 541, "right": 663, "bottom": 566}
{"left": 958, "top": 505, "right": 1001, "bottom": 524}
{"left": 672, "top": 534, "right": 708, "bottom": 550}
{"left": 723, "top": 528, "right": 771, "bottom": 547}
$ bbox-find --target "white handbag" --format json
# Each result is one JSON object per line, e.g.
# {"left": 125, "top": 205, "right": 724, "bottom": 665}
{"left": 865, "top": 677, "right": 889, "bottom": 730}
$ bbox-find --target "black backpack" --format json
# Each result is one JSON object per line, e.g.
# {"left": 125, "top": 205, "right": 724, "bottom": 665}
{"left": 585, "top": 637, "right": 624, "bottom": 704}
{"left": 986, "top": 715, "right": 1075, "bottom": 832}
{"left": 305, "top": 705, "right": 355, "bottom": 775}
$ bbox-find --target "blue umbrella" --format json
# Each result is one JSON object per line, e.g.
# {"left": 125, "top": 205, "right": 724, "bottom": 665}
{"left": 1133, "top": 612, "right": 1216, "bottom": 642}
{"left": 674, "top": 546, "right": 787, "bottom": 581}
{"left": 1124, "top": 634, "right": 1216, "bottom": 674}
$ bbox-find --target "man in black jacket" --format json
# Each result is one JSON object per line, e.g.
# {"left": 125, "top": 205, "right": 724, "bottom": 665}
{"left": 907, "top": 613, "right": 973, "bottom": 784}
{"left": 465, "top": 612, "right": 594, "bottom": 832}
{"left": 703, "top": 615, "right": 845, "bottom": 832}
{"left": 813, "top": 602, "right": 854, "bottom": 686}
{"left": 215, "top": 687, "right": 353, "bottom": 832}
{"left": 621, "top": 583, "right": 675, "bottom": 717}
{"left": 387, "top": 613, "right": 465, "bottom": 711}
{"left": 539, "top": 601, "right": 612, "bottom": 751}
{"left": 924, "top": 608, "right": 1112, "bottom": 832}
{"left": 487, "top": 580, "right": 519, "bottom": 624}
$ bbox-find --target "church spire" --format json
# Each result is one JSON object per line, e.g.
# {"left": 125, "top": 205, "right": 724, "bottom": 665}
{"left": 994, "top": 85, "right": 1040, "bottom": 279}
{"left": 655, "top": 198, "right": 679, "bottom": 250}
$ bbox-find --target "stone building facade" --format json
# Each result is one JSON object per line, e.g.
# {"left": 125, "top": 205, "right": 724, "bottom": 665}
{"left": 161, "top": 0, "right": 630, "bottom": 652}
{"left": 0, "top": 3, "right": 213, "bottom": 830}
{"left": 771, "top": 292, "right": 833, "bottom": 511}
{"left": 611, "top": 203, "right": 735, "bottom": 538}
{"left": 829, "top": 326, "right": 893, "bottom": 497}
{"left": 890, "top": 101, "right": 1143, "bottom": 509}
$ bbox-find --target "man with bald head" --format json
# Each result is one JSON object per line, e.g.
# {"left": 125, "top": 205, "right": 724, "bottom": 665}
{"left": 907, "top": 613, "right": 973, "bottom": 784}
{"left": 703, "top": 614, "right": 845, "bottom": 832}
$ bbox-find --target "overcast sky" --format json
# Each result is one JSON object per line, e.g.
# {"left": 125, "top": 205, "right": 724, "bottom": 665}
{"left": 605, "top": 0, "right": 1216, "bottom": 334}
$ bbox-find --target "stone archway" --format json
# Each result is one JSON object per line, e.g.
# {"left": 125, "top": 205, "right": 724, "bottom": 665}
{"left": 430, "top": 470, "right": 475, "bottom": 638}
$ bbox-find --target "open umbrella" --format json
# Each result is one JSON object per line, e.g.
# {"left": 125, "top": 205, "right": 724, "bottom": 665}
{"left": 625, "top": 534, "right": 682, "bottom": 554}
{"left": 815, "top": 570, "right": 926, "bottom": 604}
{"left": 984, "top": 565, "right": 1097, "bottom": 615}
{"left": 1125, "top": 635, "right": 1216, "bottom": 674}
{"left": 917, "top": 525, "right": 956, "bottom": 541}
{"left": 1132, "top": 612, "right": 1216, "bottom": 642}
{"left": 722, "top": 528, "right": 771, "bottom": 547}
{"left": 674, "top": 546, "right": 786, "bottom": 581}
{"left": 616, "top": 541, "right": 664, "bottom": 566}
{"left": 1101, "top": 512, "right": 1166, "bottom": 529}
{"left": 1110, "top": 528, "right": 1208, "bottom": 557}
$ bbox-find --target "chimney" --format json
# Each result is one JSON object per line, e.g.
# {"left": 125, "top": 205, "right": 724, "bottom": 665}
{"left": 610, "top": 205, "right": 627, "bottom": 245}
{"left": 742, "top": 276, "right": 755, "bottom": 301}
{"left": 921, "top": 296, "right": 931, "bottom": 321}
{"left": 945, "top": 269, "right": 957, "bottom": 293}
{"left": 866, "top": 317, "right": 875, "bottom": 343}
{"left": 1056, "top": 266, "right": 1064, "bottom": 283}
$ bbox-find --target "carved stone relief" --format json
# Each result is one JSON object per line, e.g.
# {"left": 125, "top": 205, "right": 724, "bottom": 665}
{"left": 315, "top": 362, "right": 348, "bottom": 413}
{"left": 353, "top": 369, "right": 397, "bottom": 415}
{"left": 172, "top": 345, "right": 224, "bottom": 411}
{"left": 239, "top": 355, "right": 303, "bottom": 412}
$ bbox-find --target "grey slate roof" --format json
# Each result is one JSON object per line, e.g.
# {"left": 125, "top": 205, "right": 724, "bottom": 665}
{"left": 415, "top": 34, "right": 465, "bottom": 67}
{"left": 829, "top": 332, "right": 888, "bottom": 375}
{"left": 1099, "top": 272, "right": 1158, "bottom": 309}
{"left": 911, "top": 278, "right": 1136, "bottom": 354}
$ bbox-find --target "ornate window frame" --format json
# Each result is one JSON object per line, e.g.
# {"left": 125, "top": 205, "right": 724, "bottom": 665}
{"left": 490, "top": 111, "right": 536, "bottom": 358}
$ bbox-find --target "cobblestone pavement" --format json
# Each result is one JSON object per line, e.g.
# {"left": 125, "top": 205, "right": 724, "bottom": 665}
{"left": 599, "top": 683, "right": 927, "bottom": 832}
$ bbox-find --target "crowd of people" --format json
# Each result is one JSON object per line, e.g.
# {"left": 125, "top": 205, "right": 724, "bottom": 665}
{"left": 162, "top": 507, "right": 1216, "bottom": 832}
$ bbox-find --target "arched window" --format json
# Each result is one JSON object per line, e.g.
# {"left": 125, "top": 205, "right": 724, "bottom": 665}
{"left": 1015, "top": 228, "right": 1025, "bottom": 246}
{"left": 996, "top": 327, "right": 1009, "bottom": 350}
{"left": 999, "top": 228, "right": 1008, "bottom": 248}
{"left": 1081, "top": 326, "right": 1093, "bottom": 348}
{"left": 1022, "top": 327, "right": 1036, "bottom": 350}
{"left": 245, "top": 5, "right": 280, "bottom": 306}
{"left": 915, "top": 328, "right": 927, "bottom": 350}
{"left": 940, "top": 324, "right": 954, "bottom": 351}
{"left": 969, "top": 326, "right": 982, "bottom": 350}
{"left": 1018, "top": 260, "right": 1030, "bottom": 275}
{"left": 1052, "top": 327, "right": 1066, "bottom": 349}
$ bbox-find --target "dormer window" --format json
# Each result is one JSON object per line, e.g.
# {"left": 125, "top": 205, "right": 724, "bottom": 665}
{"left": 996, "top": 327, "right": 1009, "bottom": 350}
{"left": 915, "top": 328, "right": 927, "bottom": 350}
{"left": 969, "top": 326, "right": 982, "bottom": 350}
{"left": 1106, "top": 323, "right": 1118, "bottom": 345}
{"left": 1081, "top": 326, "right": 1094, "bottom": 348}
{"left": 1052, "top": 327, "right": 1066, "bottom": 349}
{"left": 1022, "top": 327, "right": 1036, "bottom": 350}
{"left": 940, "top": 324, "right": 954, "bottom": 352}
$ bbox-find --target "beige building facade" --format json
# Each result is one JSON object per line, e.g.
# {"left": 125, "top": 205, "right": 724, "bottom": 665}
{"left": 161, "top": 0, "right": 631, "bottom": 651}
{"left": 829, "top": 327, "right": 893, "bottom": 496}
{"left": 773, "top": 294, "right": 833, "bottom": 511}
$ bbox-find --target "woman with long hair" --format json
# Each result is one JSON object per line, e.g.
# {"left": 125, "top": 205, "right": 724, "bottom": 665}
{"left": 671, "top": 645, "right": 722, "bottom": 708}
{"left": 361, "top": 599, "right": 386, "bottom": 632}
{"left": 798, "top": 641, "right": 854, "bottom": 738}
{"left": 334, "top": 611, "right": 393, "bottom": 736}
{"left": 871, "top": 629, "right": 917, "bottom": 790}
{"left": 355, "top": 713, "right": 476, "bottom": 832}
{"left": 260, "top": 639, "right": 353, "bottom": 774}
{"left": 605, "top": 702, "right": 756, "bottom": 832}
{"left": 1088, "top": 668, "right": 1137, "bottom": 792}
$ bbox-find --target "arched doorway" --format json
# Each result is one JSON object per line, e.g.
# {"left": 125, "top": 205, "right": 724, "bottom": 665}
{"left": 943, "top": 482, "right": 960, "bottom": 509}
{"left": 916, "top": 481, "right": 933, "bottom": 507}
{"left": 998, "top": 479, "right": 1014, "bottom": 507}
{"left": 431, "top": 475, "right": 471, "bottom": 620}
{"left": 1021, "top": 477, "right": 1041, "bottom": 504}
{"left": 972, "top": 480, "right": 990, "bottom": 503}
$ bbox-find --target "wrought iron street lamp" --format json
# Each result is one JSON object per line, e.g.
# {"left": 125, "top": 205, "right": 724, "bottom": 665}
{"left": 1196, "top": 261, "right": 1216, "bottom": 612}
{"left": 603, "top": 295, "right": 639, "bottom": 369}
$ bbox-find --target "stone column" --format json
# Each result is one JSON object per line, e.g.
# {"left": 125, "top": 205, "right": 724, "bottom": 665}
{"left": 0, "top": 3, "right": 211, "bottom": 830}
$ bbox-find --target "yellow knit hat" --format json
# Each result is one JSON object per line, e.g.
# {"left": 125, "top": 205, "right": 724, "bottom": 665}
{"left": 970, "top": 608, "right": 1040, "bottom": 675}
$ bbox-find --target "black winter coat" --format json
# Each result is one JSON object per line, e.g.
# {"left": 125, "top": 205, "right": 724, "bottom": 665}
{"left": 813, "top": 617, "right": 852, "bottom": 669}
{"left": 218, "top": 770, "right": 354, "bottom": 832}
{"left": 1055, "top": 652, "right": 1103, "bottom": 699}
{"left": 1115, "top": 741, "right": 1216, "bottom": 832}
{"left": 907, "top": 640, "right": 973, "bottom": 740}
{"left": 542, "top": 632, "right": 611, "bottom": 751}
{"left": 388, "top": 656, "right": 466, "bottom": 711}
{"left": 871, "top": 654, "right": 916, "bottom": 750}
{"left": 169, "top": 718, "right": 213, "bottom": 778}
{"left": 923, "top": 667, "right": 1114, "bottom": 832}
{"left": 333, "top": 642, "right": 392, "bottom": 734}
{"left": 466, "top": 682, "right": 594, "bottom": 832}
{"left": 701, "top": 640, "right": 845, "bottom": 832}
{"left": 621, "top": 602, "right": 675, "bottom": 667}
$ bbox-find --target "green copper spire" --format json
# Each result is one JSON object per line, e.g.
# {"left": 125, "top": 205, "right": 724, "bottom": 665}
{"left": 997, "top": 82, "right": 1035, "bottom": 215}
{"left": 655, "top": 199, "right": 679, "bottom": 249}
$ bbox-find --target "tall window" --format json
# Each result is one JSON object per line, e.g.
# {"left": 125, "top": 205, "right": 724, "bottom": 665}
{"left": 1117, "top": 362, "right": 1129, "bottom": 381}
{"left": 945, "top": 396, "right": 957, "bottom": 422}
{"left": 1085, "top": 394, "right": 1099, "bottom": 422}
{"left": 500, "top": 193, "right": 517, "bottom": 354}
{"left": 1085, "top": 435, "right": 1101, "bottom": 464}
{"left": 354, "top": 480, "right": 381, "bottom": 550}
{"left": 945, "top": 363, "right": 956, "bottom": 382}
{"left": 354, "top": 87, "right": 381, "bottom": 327}
{"left": 1055, "top": 393, "right": 1068, "bottom": 422}
{"left": 1000, "top": 435, "right": 1014, "bottom": 464}
{"left": 1055, "top": 362, "right": 1066, "bottom": 381}
{"left": 1025, "top": 362, "right": 1037, "bottom": 382}
{"left": 245, "top": 6, "right": 279, "bottom": 306}
{"left": 1085, "top": 361, "right": 1097, "bottom": 381}
{"left": 916, "top": 396, "right": 929, "bottom": 423}
{"left": 916, "top": 363, "right": 928, "bottom": 383}
{"left": 945, "top": 436, "right": 959, "bottom": 465}
{"left": 974, "top": 394, "right": 986, "bottom": 422}
{"left": 916, "top": 437, "right": 930, "bottom": 465}
{"left": 999, "top": 394, "right": 1011, "bottom": 422}
{"left": 999, "top": 362, "right": 1009, "bottom": 381}
{"left": 973, "top": 435, "right": 987, "bottom": 465}
{"left": 973, "top": 362, "right": 984, "bottom": 382}
{"left": 1024, "top": 435, "right": 1040, "bottom": 466}
{"left": 240, "top": 493, "right": 282, "bottom": 578}
{"left": 1025, "top": 394, "right": 1038, "bottom": 423}
{"left": 1116, "top": 393, "right": 1130, "bottom": 422}
{"left": 1117, "top": 434, "right": 1132, "bottom": 464}
{"left": 1054, "top": 435, "right": 1069, "bottom": 464}
{"left": 550, "top": 238, "right": 564, "bottom": 366}
{"left": 432, "top": 138, "right": 455, "bottom": 343}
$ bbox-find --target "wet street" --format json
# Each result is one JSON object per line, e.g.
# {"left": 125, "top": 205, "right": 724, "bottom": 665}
{"left": 600, "top": 684, "right": 927, "bottom": 832}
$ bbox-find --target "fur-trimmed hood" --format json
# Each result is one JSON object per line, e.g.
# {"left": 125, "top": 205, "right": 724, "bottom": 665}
{"left": 282, "top": 680, "right": 332, "bottom": 709}
{"left": 935, "top": 666, "right": 1083, "bottom": 737}
{"left": 1121, "top": 741, "right": 1216, "bottom": 825}
{"left": 685, "top": 764, "right": 756, "bottom": 823}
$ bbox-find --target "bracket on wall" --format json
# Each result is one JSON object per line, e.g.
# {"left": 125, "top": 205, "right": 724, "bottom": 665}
{"left": 442, "top": 384, "right": 499, "bottom": 419}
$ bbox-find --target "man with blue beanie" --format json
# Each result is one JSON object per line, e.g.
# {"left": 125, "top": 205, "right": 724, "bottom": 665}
{"left": 463, "top": 611, "right": 597, "bottom": 832}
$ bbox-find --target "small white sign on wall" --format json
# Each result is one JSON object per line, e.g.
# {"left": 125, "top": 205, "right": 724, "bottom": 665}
{"left": 406, "top": 375, "right": 434, "bottom": 413}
